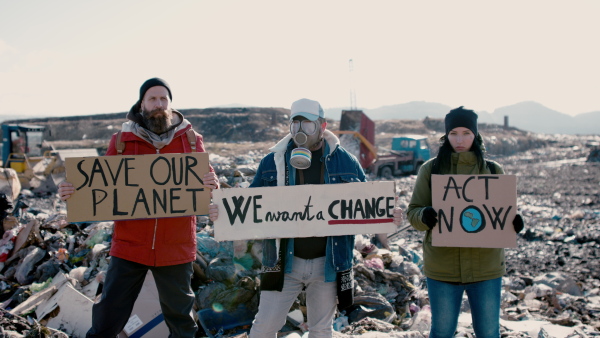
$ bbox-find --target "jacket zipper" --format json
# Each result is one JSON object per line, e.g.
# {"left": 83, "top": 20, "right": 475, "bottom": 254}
{"left": 152, "top": 218, "right": 158, "bottom": 250}
{"left": 152, "top": 147, "right": 160, "bottom": 250}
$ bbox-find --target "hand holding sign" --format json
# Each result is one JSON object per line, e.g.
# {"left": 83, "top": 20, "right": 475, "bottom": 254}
{"left": 58, "top": 181, "right": 75, "bottom": 201}
{"left": 392, "top": 207, "right": 404, "bottom": 226}
{"left": 208, "top": 203, "right": 219, "bottom": 222}
{"left": 422, "top": 207, "right": 438, "bottom": 230}
{"left": 202, "top": 172, "right": 220, "bottom": 191}
{"left": 513, "top": 214, "right": 524, "bottom": 233}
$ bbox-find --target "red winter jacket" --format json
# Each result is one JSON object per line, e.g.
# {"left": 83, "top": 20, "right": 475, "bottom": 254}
{"left": 106, "top": 118, "right": 213, "bottom": 266}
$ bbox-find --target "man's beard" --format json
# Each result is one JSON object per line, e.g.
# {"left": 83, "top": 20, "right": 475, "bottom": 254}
{"left": 142, "top": 108, "right": 173, "bottom": 134}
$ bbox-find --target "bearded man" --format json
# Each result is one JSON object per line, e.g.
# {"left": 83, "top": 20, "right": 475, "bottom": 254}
{"left": 58, "top": 78, "right": 219, "bottom": 337}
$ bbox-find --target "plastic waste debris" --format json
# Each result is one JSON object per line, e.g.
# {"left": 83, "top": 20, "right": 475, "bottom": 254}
{"left": 409, "top": 305, "right": 432, "bottom": 333}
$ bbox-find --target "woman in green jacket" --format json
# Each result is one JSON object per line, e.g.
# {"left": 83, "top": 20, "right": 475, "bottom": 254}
{"left": 406, "top": 106, "right": 524, "bottom": 338}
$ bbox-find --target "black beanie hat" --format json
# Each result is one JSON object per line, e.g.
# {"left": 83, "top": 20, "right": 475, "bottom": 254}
{"left": 445, "top": 106, "right": 478, "bottom": 136}
{"left": 139, "top": 78, "right": 172, "bottom": 102}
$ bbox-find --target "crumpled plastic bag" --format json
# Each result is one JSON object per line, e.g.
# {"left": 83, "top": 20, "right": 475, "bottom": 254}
{"left": 354, "top": 235, "right": 378, "bottom": 255}
{"left": 0, "top": 223, "right": 25, "bottom": 263}
{"left": 363, "top": 257, "right": 384, "bottom": 270}
{"left": 196, "top": 276, "right": 258, "bottom": 312}
{"left": 84, "top": 222, "right": 113, "bottom": 248}
{"left": 15, "top": 247, "right": 47, "bottom": 284}
{"left": 30, "top": 277, "right": 53, "bottom": 293}
{"left": 233, "top": 253, "right": 255, "bottom": 272}
{"left": 207, "top": 257, "right": 237, "bottom": 284}
{"left": 233, "top": 240, "right": 248, "bottom": 259}
{"left": 347, "top": 292, "right": 397, "bottom": 323}
{"left": 409, "top": 305, "right": 431, "bottom": 333}
{"left": 533, "top": 272, "right": 583, "bottom": 296}
{"left": 197, "top": 234, "right": 221, "bottom": 258}
{"left": 35, "top": 260, "right": 61, "bottom": 282}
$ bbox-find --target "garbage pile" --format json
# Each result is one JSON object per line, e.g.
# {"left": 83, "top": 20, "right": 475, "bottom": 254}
{"left": 0, "top": 133, "right": 598, "bottom": 337}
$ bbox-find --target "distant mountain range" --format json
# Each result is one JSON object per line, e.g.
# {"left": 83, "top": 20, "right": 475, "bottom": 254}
{"left": 2, "top": 101, "right": 598, "bottom": 135}
{"left": 325, "top": 101, "right": 600, "bottom": 135}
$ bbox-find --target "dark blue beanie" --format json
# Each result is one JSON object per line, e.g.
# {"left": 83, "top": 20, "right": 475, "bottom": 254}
{"left": 445, "top": 106, "right": 478, "bottom": 136}
{"left": 139, "top": 78, "right": 172, "bottom": 102}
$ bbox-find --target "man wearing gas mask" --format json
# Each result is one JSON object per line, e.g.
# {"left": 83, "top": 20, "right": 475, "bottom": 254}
{"left": 209, "top": 98, "right": 369, "bottom": 337}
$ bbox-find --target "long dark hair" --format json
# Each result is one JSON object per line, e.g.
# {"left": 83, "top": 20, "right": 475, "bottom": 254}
{"left": 434, "top": 133, "right": 486, "bottom": 172}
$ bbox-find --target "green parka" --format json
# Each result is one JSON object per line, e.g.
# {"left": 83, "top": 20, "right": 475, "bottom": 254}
{"left": 407, "top": 151, "right": 506, "bottom": 283}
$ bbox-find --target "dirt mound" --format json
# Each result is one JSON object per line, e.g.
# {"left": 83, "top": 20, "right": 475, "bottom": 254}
{"left": 3, "top": 108, "right": 561, "bottom": 158}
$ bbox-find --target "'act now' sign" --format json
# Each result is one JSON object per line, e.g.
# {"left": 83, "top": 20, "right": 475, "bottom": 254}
{"left": 432, "top": 174, "right": 517, "bottom": 248}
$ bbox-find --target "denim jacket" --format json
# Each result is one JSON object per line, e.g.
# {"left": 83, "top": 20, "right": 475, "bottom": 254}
{"left": 250, "top": 130, "right": 366, "bottom": 282}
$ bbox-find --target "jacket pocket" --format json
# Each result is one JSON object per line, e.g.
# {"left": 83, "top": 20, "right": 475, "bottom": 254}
{"left": 330, "top": 174, "right": 361, "bottom": 184}
{"left": 477, "top": 248, "right": 505, "bottom": 278}
{"left": 112, "top": 220, "right": 148, "bottom": 246}
{"left": 259, "top": 170, "right": 278, "bottom": 186}
{"left": 331, "top": 235, "right": 354, "bottom": 271}
{"left": 162, "top": 218, "right": 195, "bottom": 245}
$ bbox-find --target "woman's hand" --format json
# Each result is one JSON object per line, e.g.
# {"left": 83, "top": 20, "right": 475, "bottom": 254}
{"left": 422, "top": 206, "right": 438, "bottom": 230}
{"left": 513, "top": 214, "right": 524, "bottom": 233}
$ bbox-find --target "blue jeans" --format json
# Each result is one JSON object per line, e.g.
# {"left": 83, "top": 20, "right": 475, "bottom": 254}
{"left": 250, "top": 256, "right": 337, "bottom": 338}
{"left": 427, "top": 277, "right": 501, "bottom": 338}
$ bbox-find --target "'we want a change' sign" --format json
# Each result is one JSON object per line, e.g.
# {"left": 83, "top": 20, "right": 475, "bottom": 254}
{"left": 212, "top": 181, "right": 397, "bottom": 241}
{"left": 64, "top": 153, "right": 211, "bottom": 222}
{"left": 432, "top": 174, "right": 517, "bottom": 248}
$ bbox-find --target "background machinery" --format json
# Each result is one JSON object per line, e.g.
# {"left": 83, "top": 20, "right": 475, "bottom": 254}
{"left": 334, "top": 110, "right": 430, "bottom": 179}
{"left": 1, "top": 123, "right": 98, "bottom": 192}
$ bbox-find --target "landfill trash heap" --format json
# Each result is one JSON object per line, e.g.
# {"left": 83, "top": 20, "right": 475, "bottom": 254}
{"left": 0, "top": 133, "right": 599, "bottom": 337}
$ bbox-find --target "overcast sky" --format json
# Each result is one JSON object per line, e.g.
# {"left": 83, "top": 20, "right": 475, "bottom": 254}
{"left": 1, "top": 0, "right": 598, "bottom": 118}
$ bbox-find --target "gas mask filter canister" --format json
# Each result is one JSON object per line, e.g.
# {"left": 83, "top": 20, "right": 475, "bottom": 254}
{"left": 290, "top": 147, "right": 312, "bottom": 169}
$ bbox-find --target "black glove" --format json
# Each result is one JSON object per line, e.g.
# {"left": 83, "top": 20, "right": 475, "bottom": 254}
{"left": 513, "top": 214, "right": 524, "bottom": 233}
{"left": 422, "top": 207, "right": 438, "bottom": 230}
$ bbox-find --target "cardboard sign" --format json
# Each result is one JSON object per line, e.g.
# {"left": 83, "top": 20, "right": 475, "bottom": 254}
{"left": 432, "top": 174, "right": 517, "bottom": 248}
{"left": 213, "top": 181, "right": 397, "bottom": 241}
{"left": 65, "top": 153, "right": 211, "bottom": 222}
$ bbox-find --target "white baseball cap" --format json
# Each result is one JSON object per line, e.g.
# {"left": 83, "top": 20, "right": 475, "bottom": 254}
{"left": 290, "top": 98, "right": 325, "bottom": 121}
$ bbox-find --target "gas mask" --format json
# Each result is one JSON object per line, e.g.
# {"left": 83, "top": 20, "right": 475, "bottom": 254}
{"left": 290, "top": 120, "right": 318, "bottom": 145}
{"left": 289, "top": 120, "right": 320, "bottom": 169}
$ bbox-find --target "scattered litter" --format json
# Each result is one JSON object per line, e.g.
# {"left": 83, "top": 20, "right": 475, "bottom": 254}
{"left": 0, "top": 133, "right": 598, "bottom": 337}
